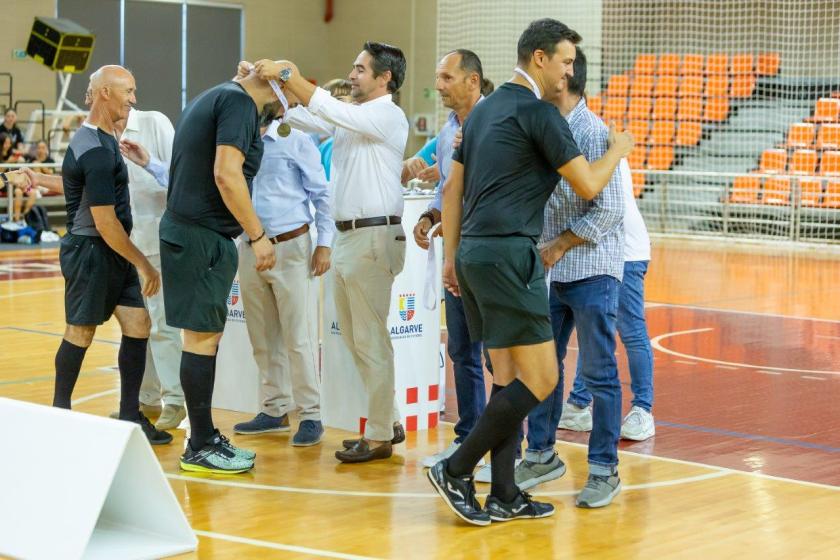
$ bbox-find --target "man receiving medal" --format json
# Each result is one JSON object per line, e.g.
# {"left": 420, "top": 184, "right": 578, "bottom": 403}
{"left": 231, "top": 67, "right": 334, "bottom": 447}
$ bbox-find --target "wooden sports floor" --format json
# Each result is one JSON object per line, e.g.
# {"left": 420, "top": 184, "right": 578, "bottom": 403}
{"left": 2, "top": 238, "right": 840, "bottom": 559}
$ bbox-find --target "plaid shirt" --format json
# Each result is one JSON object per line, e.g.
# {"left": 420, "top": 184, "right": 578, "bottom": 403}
{"left": 542, "top": 99, "right": 624, "bottom": 283}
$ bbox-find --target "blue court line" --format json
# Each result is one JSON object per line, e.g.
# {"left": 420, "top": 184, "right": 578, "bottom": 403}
{"left": 0, "top": 326, "right": 120, "bottom": 346}
{"left": 656, "top": 420, "right": 840, "bottom": 453}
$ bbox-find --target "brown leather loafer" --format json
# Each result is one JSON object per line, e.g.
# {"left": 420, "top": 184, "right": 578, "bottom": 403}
{"left": 342, "top": 422, "right": 405, "bottom": 449}
{"left": 335, "top": 439, "right": 393, "bottom": 463}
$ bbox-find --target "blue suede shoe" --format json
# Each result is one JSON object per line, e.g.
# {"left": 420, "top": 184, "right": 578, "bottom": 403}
{"left": 292, "top": 420, "right": 324, "bottom": 447}
{"left": 233, "top": 413, "right": 290, "bottom": 434}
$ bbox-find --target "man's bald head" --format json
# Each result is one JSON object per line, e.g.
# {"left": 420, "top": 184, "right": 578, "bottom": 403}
{"left": 88, "top": 65, "right": 137, "bottom": 124}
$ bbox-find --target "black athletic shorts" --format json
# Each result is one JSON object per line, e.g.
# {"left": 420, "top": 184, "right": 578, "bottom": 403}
{"left": 159, "top": 211, "right": 237, "bottom": 333}
{"left": 59, "top": 233, "right": 144, "bottom": 326}
{"left": 455, "top": 236, "right": 553, "bottom": 349}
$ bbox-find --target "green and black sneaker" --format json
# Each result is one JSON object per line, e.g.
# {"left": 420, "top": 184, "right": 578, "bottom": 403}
{"left": 180, "top": 432, "right": 254, "bottom": 474}
{"left": 218, "top": 432, "right": 256, "bottom": 461}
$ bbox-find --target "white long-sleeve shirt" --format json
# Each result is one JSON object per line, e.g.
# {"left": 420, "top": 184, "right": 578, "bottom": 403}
{"left": 121, "top": 108, "right": 174, "bottom": 256}
{"left": 618, "top": 159, "right": 651, "bottom": 262}
{"left": 286, "top": 87, "right": 408, "bottom": 221}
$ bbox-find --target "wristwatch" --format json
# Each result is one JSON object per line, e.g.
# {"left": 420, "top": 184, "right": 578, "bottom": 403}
{"left": 278, "top": 67, "right": 293, "bottom": 83}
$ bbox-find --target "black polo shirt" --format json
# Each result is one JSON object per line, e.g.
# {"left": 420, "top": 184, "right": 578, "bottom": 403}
{"left": 453, "top": 82, "right": 581, "bottom": 240}
{"left": 167, "top": 81, "right": 263, "bottom": 238}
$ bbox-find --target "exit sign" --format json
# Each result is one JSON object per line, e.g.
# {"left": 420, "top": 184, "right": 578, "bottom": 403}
{"left": 12, "top": 48, "right": 27, "bottom": 60}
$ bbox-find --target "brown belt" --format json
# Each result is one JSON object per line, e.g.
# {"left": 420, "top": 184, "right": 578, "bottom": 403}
{"left": 268, "top": 223, "right": 309, "bottom": 244}
{"left": 335, "top": 215, "right": 401, "bottom": 232}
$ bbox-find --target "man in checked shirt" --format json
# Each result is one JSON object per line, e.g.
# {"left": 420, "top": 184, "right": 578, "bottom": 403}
{"left": 516, "top": 47, "right": 626, "bottom": 508}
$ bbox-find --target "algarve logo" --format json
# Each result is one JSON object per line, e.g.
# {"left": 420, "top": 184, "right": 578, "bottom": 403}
{"left": 227, "top": 281, "right": 240, "bottom": 306}
{"left": 398, "top": 292, "right": 415, "bottom": 321}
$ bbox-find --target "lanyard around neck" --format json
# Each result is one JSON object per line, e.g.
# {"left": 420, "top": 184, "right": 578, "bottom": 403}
{"left": 513, "top": 67, "right": 541, "bottom": 98}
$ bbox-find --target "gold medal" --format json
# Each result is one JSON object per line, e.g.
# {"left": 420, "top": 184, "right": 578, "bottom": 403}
{"left": 278, "top": 123, "right": 291, "bottom": 137}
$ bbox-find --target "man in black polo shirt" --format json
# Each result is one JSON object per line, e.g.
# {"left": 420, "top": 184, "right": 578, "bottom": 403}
{"left": 54, "top": 65, "right": 171, "bottom": 445}
{"left": 427, "top": 19, "right": 633, "bottom": 525}
{"left": 161, "top": 65, "right": 281, "bottom": 474}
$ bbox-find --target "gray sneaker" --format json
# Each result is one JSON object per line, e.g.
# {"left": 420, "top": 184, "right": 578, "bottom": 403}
{"left": 292, "top": 420, "right": 324, "bottom": 447}
{"left": 234, "top": 412, "right": 290, "bottom": 434}
{"left": 575, "top": 473, "right": 621, "bottom": 508}
{"left": 514, "top": 454, "right": 567, "bottom": 491}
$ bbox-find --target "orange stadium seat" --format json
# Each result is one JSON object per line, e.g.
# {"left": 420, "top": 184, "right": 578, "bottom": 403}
{"left": 786, "top": 123, "right": 816, "bottom": 148}
{"left": 817, "top": 123, "right": 840, "bottom": 150}
{"left": 704, "top": 75, "right": 729, "bottom": 97}
{"left": 703, "top": 97, "right": 729, "bottom": 121}
{"left": 587, "top": 94, "right": 603, "bottom": 117}
{"left": 634, "top": 54, "right": 656, "bottom": 75}
{"left": 822, "top": 179, "right": 840, "bottom": 208}
{"left": 790, "top": 149, "right": 818, "bottom": 175}
{"left": 627, "top": 96, "right": 653, "bottom": 120}
{"left": 757, "top": 52, "right": 781, "bottom": 76}
{"left": 657, "top": 53, "right": 680, "bottom": 75}
{"left": 632, "top": 173, "right": 646, "bottom": 197}
{"left": 809, "top": 98, "right": 840, "bottom": 123}
{"left": 603, "top": 96, "right": 627, "bottom": 122}
{"left": 705, "top": 53, "right": 728, "bottom": 75}
{"left": 647, "top": 146, "right": 674, "bottom": 169}
{"left": 799, "top": 179, "right": 823, "bottom": 207}
{"left": 679, "top": 75, "right": 704, "bottom": 97}
{"left": 676, "top": 121, "right": 702, "bottom": 146}
{"left": 730, "top": 176, "right": 760, "bottom": 203}
{"left": 650, "top": 120, "right": 675, "bottom": 145}
{"left": 681, "top": 54, "right": 704, "bottom": 76}
{"left": 762, "top": 178, "right": 791, "bottom": 205}
{"left": 630, "top": 74, "right": 655, "bottom": 97}
{"left": 730, "top": 74, "right": 756, "bottom": 98}
{"left": 677, "top": 96, "right": 704, "bottom": 121}
{"left": 654, "top": 75, "right": 678, "bottom": 97}
{"left": 628, "top": 145, "right": 647, "bottom": 169}
{"left": 627, "top": 119, "right": 651, "bottom": 143}
{"left": 607, "top": 74, "right": 630, "bottom": 98}
{"left": 652, "top": 96, "right": 677, "bottom": 120}
{"left": 821, "top": 150, "right": 840, "bottom": 176}
{"left": 730, "top": 53, "right": 754, "bottom": 75}
{"left": 759, "top": 148, "right": 787, "bottom": 173}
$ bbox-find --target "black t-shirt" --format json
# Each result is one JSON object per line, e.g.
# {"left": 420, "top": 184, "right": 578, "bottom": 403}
{"left": 62, "top": 125, "right": 131, "bottom": 236}
{"left": 167, "top": 81, "right": 263, "bottom": 238}
{"left": 453, "top": 83, "right": 581, "bottom": 239}
{"left": 0, "top": 124, "right": 25, "bottom": 148}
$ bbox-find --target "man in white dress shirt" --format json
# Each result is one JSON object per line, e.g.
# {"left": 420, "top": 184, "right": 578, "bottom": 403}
{"left": 249, "top": 41, "right": 409, "bottom": 463}
{"left": 232, "top": 117, "right": 333, "bottom": 447}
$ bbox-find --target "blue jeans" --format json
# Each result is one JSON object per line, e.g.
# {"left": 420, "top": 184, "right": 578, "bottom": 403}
{"left": 568, "top": 260, "right": 654, "bottom": 412}
{"left": 525, "top": 275, "right": 622, "bottom": 475}
{"left": 445, "top": 290, "right": 489, "bottom": 444}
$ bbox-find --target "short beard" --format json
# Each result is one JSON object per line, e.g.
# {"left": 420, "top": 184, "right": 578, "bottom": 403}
{"left": 259, "top": 101, "right": 283, "bottom": 128}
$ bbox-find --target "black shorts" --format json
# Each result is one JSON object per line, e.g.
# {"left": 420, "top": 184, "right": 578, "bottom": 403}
{"left": 159, "top": 211, "right": 237, "bottom": 333}
{"left": 455, "top": 236, "right": 553, "bottom": 349}
{"left": 59, "top": 233, "right": 144, "bottom": 326}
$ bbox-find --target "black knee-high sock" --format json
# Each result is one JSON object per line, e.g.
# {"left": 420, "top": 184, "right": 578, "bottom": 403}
{"left": 448, "top": 379, "right": 540, "bottom": 478}
{"left": 53, "top": 339, "right": 88, "bottom": 408}
{"left": 181, "top": 351, "right": 217, "bottom": 449}
{"left": 488, "top": 384, "right": 521, "bottom": 502}
{"left": 118, "top": 335, "right": 148, "bottom": 421}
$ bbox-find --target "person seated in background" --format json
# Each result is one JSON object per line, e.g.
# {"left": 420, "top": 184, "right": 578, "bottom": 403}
{"left": 0, "top": 132, "right": 25, "bottom": 166}
{"left": 0, "top": 133, "right": 36, "bottom": 223}
{"left": 26, "top": 140, "right": 56, "bottom": 175}
{"left": 0, "top": 109, "right": 26, "bottom": 151}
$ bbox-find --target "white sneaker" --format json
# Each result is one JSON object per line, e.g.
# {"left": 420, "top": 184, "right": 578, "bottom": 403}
{"left": 557, "top": 403, "right": 593, "bottom": 432}
{"left": 620, "top": 406, "right": 655, "bottom": 441}
{"left": 422, "top": 441, "right": 460, "bottom": 468}
{"left": 474, "top": 459, "right": 521, "bottom": 484}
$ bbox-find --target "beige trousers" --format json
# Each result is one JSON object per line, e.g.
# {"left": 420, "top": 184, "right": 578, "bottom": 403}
{"left": 238, "top": 233, "right": 321, "bottom": 421}
{"left": 333, "top": 223, "right": 406, "bottom": 441}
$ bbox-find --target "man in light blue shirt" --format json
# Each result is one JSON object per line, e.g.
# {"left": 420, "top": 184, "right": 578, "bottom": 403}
{"left": 233, "top": 118, "right": 334, "bottom": 447}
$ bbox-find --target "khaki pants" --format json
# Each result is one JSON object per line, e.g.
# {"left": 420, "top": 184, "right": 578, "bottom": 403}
{"left": 333, "top": 224, "right": 406, "bottom": 441}
{"left": 139, "top": 252, "right": 185, "bottom": 406}
{"left": 238, "top": 233, "right": 321, "bottom": 421}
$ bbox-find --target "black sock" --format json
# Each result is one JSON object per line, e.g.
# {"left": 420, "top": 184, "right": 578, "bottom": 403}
{"left": 53, "top": 339, "right": 88, "bottom": 408}
{"left": 487, "top": 383, "right": 522, "bottom": 502}
{"left": 448, "top": 379, "right": 540, "bottom": 477}
{"left": 118, "top": 335, "right": 148, "bottom": 421}
{"left": 181, "top": 351, "right": 217, "bottom": 449}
